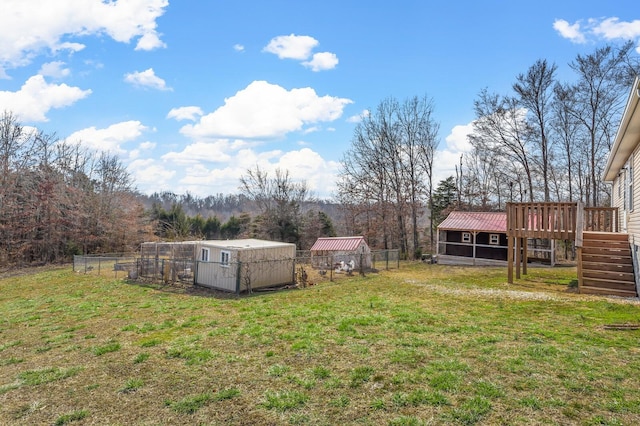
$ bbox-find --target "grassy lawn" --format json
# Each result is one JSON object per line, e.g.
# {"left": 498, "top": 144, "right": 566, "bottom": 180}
{"left": 1, "top": 263, "right": 639, "bottom": 425}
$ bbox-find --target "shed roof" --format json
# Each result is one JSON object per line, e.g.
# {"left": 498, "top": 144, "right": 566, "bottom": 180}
{"left": 437, "top": 211, "right": 506, "bottom": 233}
{"left": 200, "top": 239, "right": 295, "bottom": 250}
{"left": 310, "top": 236, "right": 368, "bottom": 251}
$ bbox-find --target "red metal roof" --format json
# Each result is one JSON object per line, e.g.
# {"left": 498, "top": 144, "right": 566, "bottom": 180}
{"left": 310, "top": 236, "right": 368, "bottom": 251}
{"left": 437, "top": 211, "right": 506, "bottom": 233}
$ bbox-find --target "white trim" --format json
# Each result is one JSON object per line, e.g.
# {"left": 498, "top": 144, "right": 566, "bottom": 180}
{"left": 220, "top": 250, "right": 230, "bottom": 267}
{"left": 201, "top": 248, "right": 210, "bottom": 262}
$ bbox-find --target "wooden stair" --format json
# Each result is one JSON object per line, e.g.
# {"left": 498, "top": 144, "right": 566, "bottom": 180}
{"left": 579, "top": 232, "right": 638, "bottom": 297}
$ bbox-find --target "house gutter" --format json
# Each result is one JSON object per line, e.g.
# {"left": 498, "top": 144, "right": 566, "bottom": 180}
{"left": 603, "top": 76, "right": 640, "bottom": 182}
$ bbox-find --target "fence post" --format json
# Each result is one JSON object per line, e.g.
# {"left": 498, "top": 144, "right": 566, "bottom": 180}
{"left": 330, "top": 255, "right": 334, "bottom": 282}
{"left": 360, "top": 252, "right": 364, "bottom": 276}
{"left": 386, "top": 250, "right": 389, "bottom": 270}
{"left": 292, "top": 258, "right": 296, "bottom": 286}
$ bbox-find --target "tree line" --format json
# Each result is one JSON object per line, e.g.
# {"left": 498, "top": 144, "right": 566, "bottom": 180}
{"left": 335, "top": 43, "right": 640, "bottom": 258}
{"left": 0, "top": 110, "right": 337, "bottom": 267}
{"left": 0, "top": 111, "right": 153, "bottom": 266}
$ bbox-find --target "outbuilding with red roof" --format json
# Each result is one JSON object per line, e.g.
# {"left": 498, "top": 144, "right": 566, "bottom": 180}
{"left": 310, "top": 236, "right": 372, "bottom": 270}
{"left": 436, "top": 211, "right": 554, "bottom": 265}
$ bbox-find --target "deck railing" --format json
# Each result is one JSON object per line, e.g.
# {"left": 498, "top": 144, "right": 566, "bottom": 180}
{"left": 506, "top": 202, "right": 623, "bottom": 284}
{"left": 583, "top": 207, "right": 619, "bottom": 233}
{"left": 506, "top": 202, "right": 579, "bottom": 240}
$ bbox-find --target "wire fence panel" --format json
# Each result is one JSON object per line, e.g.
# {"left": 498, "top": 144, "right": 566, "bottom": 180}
{"left": 371, "top": 250, "right": 400, "bottom": 270}
{"left": 73, "top": 248, "right": 401, "bottom": 291}
{"left": 73, "top": 254, "right": 137, "bottom": 279}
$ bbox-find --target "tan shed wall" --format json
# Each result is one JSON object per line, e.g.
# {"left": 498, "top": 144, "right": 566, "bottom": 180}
{"left": 195, "top": 243, "right": 295, "bottom": 291}
{"left": 196, "top": 261, "right": 237, "bottom": 291}
{"left": 237, "top": 245, "right": 296, "bottom": 289}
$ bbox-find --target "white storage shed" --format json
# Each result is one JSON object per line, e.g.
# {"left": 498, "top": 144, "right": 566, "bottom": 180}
{"left": 195, "top": 239, "right": 296, "bottom": 293}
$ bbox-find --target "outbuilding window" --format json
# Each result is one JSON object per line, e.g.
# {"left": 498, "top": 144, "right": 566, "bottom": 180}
{"left": 201, "top": 248, "right": 210, "bottom": 262}
{"left": 489, "top": 234, "right": 500, "bottom": 245}
{"left": 462, "top": 232, "right": 471, "bottom": 243}
{"left": 220, "top": 250, "right": 230, "bottom": 266}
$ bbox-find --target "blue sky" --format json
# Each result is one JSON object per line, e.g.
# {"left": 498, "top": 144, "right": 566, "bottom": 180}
{"left": 1, "top": 1, "right": 639, "bottom": 199}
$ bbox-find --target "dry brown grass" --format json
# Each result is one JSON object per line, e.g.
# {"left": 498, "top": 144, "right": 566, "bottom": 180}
{"left": 1, "top": 264, "right": 639, "bottom": 425}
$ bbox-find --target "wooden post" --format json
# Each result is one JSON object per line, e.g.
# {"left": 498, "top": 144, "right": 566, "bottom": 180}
{"left": 515, "top": 237, "right": 521, "bottom": 279}
{"left": 522, "top": 237, "right": 528, "bottom": 276}
{"left": 576, "top": 201, "right": 584, "bottom": 293}
{"left": 507, "top": 235, "right": 514, "bottom": 283}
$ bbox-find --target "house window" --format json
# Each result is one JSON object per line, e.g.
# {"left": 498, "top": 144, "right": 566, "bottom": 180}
{"left": 201, "top": 248, "right": 210, "bottom": 262}
{"left": 220, "top": 250, "right": 230, "bottom": 266}
{"left": 489, "top": 234, "right": 500, "bottom": 245}
{"left": 462, "top": 232, "right": 471, "bottom": 243}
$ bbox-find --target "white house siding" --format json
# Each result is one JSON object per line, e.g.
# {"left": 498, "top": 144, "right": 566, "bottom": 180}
{"left": 612, "top": 173, "right": 625, "bottom": 231}
{"left": 627, "top": 147, "right": 640, "bottom": 243}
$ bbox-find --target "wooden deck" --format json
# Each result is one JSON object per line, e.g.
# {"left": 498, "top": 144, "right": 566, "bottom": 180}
{"left": 506, "top": 202, "right": 637, "bottom": 297}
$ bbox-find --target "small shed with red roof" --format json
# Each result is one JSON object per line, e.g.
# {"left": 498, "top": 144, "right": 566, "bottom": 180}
{"left": 310, "top": 236, "right": 372, "bottom": 269}
{"left": 436, "top": 211, "right": 554, "bottom": 266}
{"left": 437, "top": 211, "right": 509, "bottom": 265}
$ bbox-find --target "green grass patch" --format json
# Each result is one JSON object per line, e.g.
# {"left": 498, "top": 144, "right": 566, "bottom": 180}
{"left": 54, "top": 409, "right": 89, "bottom": 425}
{"left": 261, "top": 389, "right": 309, "bottom": 412}
{"left": 92, "top": 341, "right": 121, "bottom": 356}
{"left": 2, "top": 264, "right": 640, "bottom": 424}
{"left": 18, "top": 366, "right": 82, "bottom": 386}
{"left": 119, "top": 378, "right": 144, "bottom": 393}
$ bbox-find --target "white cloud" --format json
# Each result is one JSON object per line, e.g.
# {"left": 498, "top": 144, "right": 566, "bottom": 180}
{"left": 128, "top": 158, "right": 176, "bottom": 190}
{"left": 347, "top": 109, "right": 370, "bottom": 123}
{"left": 128, "top": 141, "right": 156, "bottom": 160}
{"left": 161, "top": 140, "right": 241, "bottom": 165}
{"left": 139, "top": 141, "right": 156, "bottom": 150}
{"left": 124, "top": 68, "right": 171, "bottom": 91}
{"left": 593, "top": 17, "right": 640, "bottom": 51}
{"left": 433, "top": 122, "right": 474, "bottom": 184}
{"left": 180, "top": 80, "right": 353, "bottom": 139}
{"left": 67, "top": 121, "right": 148, "bottom": 153}
{"left": 303, "top": 52, "right": 339, "bottom": 71}
{"left": 39, "top": 61, "right": 70, "bottom": 79}
{"left": 264, "top": 34, "right": 339, "bottom": 72}
{"left": 167, "top": 106, "right": 204, "bottom": 121}
{"left": 233, "top": 44, "right": 245, "bottom": 52}
{"left": 263, "top": 34, "right": 318, "bottom": 60}
{"left": 553, "top": 19, "right": 586, "bottom": 43}
{"left": 554, "top": 17, "right": 640, "bottom": 52}
{"left": 135, "top": 32, "right": 166, "bottom": 51}
{"left": 154, "top": 146, "right": 340, "bottom": 198}
{"left": 0, "top": 0, "right": 168, "bottom": 71}
{"left": 0, "top": 75, "right": 91, "bottom": 122}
